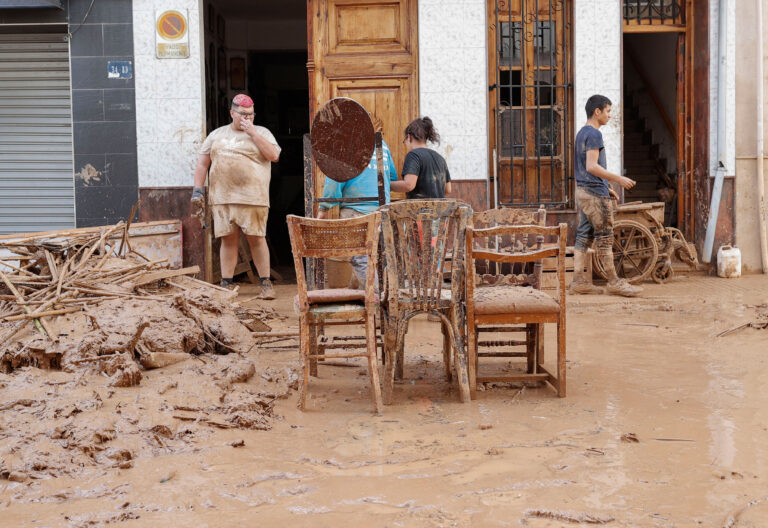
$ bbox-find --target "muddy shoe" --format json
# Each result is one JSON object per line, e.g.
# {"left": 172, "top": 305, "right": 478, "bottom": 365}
{"left": 260, "top": 279, "right": 276, "bottom": 300}
{"left": 607, "top": 279, "right": 642, "bottom": 297}
{"left": 568, "top": 278, "right": 605, "bottom": 295}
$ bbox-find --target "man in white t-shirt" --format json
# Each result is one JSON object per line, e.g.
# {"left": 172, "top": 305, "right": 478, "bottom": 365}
{"left": 190, "top": 94, "right": 281, "bottom": 298}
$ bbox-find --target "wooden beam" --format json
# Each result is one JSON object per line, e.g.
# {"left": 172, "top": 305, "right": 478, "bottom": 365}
{"left": 623, "top": 24, "right": 685, "bottom": 33}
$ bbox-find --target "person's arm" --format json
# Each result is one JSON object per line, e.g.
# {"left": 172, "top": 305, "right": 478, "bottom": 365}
{"left": 193, "top": 154, "right": 211, "bottom": 189}
{"left": 390, "top": 174, "right": 418, "bottom": 192}
{"left": 391, "top": 151, "right": 419, "bottom": 192}
{"left": 445, "top": 182, "right": 452, "bottom": 195}
{"left": 242, "top": 120, "right": 280, "bottom": 162}
{"left": 444, "top": 165, "right": 452, "bottom": 195}
{"left": 386, "top": 146, "right": 399, "bottom": 181}
{"left": 586, "top": 149, "right": 635, "bottom": 190}
{"left": 317, "top": 177, "right": 343, "bottom": 218}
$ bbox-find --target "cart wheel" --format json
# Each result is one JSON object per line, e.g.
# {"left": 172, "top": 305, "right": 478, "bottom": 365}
{"left": 652, "top": 260, "right": 673, "bottom": 284}
{"left": 593, "top": 219, "right": 659, "bottom": 284}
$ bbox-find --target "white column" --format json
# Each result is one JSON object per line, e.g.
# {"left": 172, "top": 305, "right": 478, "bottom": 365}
{"left": 573, "top": 0, "right": 623, "bottom": 175}
{"left": 132, "top": 0, "right": 206, "bottom": 188}
{"left": 418, "top": 0, "right": 489, "bottom": 181}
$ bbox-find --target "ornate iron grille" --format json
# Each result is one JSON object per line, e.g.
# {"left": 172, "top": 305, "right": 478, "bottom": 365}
{"left": 492, "top": 0, "right": 572, "bottom": 206}
{"left": 623, "top": 0, "right": 684, "bottom": 25}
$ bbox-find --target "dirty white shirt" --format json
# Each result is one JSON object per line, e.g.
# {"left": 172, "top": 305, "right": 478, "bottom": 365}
{"left": 200, "top": 124, "right": 281, "bottom": 207}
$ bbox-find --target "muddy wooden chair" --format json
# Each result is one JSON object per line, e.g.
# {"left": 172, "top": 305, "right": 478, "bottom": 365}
{"left": 286, "top": 213, "right": 383, "bottom": 414}
{"left": 379, "top": 199, "right": 472, "bottom": 404}
{"left": 468, "top": 207, "right": 546, "bottom": 392}
{"left": 466, "top": 222, "right": 567, "bottom": 397}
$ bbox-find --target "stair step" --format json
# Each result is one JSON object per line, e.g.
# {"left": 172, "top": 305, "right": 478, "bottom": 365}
{"left": 624, "top": 133, "right": 648, "bottom": 144}
{"left": 626, "top": 167, "right": 659, "bottom": 176}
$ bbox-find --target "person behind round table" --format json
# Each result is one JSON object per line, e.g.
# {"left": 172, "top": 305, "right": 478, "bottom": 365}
{"left": 390, "top": 116, "right": 452, "bottom": 198}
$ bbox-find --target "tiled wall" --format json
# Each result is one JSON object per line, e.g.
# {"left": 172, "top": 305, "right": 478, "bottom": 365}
{"left": 69, "top": 0, "right": 139, "bottom": 226}
{"left": 418, "top": 0, "right": 488, "bottom": 181}
{"left": 573, "top": 0, "right": 622, "bottom": 177}
{"left": 132, "top": 0, "right": 205, "bottom": 188}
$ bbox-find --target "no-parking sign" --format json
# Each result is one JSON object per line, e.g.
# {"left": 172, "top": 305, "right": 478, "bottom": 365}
{"left": 155, "top": 10, "right": 189, "bottom": 59}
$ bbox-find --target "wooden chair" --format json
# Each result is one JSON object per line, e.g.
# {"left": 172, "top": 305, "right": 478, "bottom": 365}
{"left": 468, "top": 207, "right": 546, "bottom": 390}
{"left": 379, "top": 199, "right": 472, "bottom": 404}
{"left": 286, "top": 213, "right": 383, "bottom": 414}
{"left": 466, "top": 222, "right": 567, "bottom": 397}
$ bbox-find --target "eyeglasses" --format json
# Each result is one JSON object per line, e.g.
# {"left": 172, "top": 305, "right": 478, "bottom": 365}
{"left": 233, "top": 109, "right": 255, "bottom": 118}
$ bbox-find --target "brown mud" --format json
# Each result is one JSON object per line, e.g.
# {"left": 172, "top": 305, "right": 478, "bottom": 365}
{"left": 2, "top": 276, "right": 768, "bottom": 527}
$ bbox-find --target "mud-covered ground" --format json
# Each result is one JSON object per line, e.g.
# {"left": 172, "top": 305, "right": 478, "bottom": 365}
{"left": 2, "top": 274, "right": 768, "bottom": 527}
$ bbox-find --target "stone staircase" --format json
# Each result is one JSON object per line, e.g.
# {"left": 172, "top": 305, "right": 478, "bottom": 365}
{"left": 622, "top": 94, "right": 675, "bottom": 206}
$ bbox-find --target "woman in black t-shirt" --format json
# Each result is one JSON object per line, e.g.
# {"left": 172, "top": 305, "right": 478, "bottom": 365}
{"left": 390, "top": 117, "right": 452, "bottom": 198}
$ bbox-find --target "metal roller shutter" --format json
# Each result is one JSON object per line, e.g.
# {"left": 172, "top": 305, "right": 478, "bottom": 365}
{"left": 0, "top": 31, "right": 75, "bottom": 235}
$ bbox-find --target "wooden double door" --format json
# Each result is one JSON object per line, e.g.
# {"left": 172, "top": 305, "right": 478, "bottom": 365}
{"left": 307, "top": 0, "right": 419, "bottom": 200}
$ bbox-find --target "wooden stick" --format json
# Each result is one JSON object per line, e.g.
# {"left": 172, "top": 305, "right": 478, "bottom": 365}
{"left": 129, "top": 266, "right": 200, "bottom": 288}
{"left": 0, "top": 268, "right": 49, "bottom": 337}
{"left": 118, "top": 200, "right": 140, "bottom": 257}
{"left": 0, "top": 259, "right": 38, "bottom": 277}
{"left": 252, "top": 331, "right": 300, "bottom": 338}
{"left": 3, "top": 306, "right": 82, "bottom": 321}
{"left": 44, "top": 250, "right": 58, "bottom": 281}
{"left": 72, "top": 223, "right": 125, "bottom": 273}
{"left": 0, "top": 320, "right": 32, "bottom": 349}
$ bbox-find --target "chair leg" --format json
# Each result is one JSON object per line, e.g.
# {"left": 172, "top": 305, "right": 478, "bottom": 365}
{"left": 309, "top": 325, "right": 319, "bottom": 377}
{"left": 382, "top": 319, "right": 398, "bottom": 405}
{"left": 536, "top": 324, "right": 544, "bottom": 374}
{"left": 557, "top": 315, "right": 566, "bottom": 397}
{"left": 395, "top": 323, "right": 405, "bottom": 380}
{"left": 298, "top": 315, "right": 310, "bottom": 410}
{"left": 366, "top": 312, "right": 383, "bottom": 414}
{"left": 444, "top": 317, "right": 471, "bottom": 403}
{"left": 467, "top": 320, "right": 477, "bottom": 397}
{"left": 441, "top": 318, "right": 452, "bottom": 382}
{"left": 526, "top": 324, "right": 535, "bottom": 374}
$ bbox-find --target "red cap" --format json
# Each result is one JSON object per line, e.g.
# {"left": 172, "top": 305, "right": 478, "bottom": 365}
{"left": 232, "top": 94, "right": 253, "bottom": 108}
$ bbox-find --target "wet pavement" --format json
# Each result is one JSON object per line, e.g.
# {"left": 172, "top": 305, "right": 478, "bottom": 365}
{"left": 2, "top": 274, "right": 768, "bottom": 527}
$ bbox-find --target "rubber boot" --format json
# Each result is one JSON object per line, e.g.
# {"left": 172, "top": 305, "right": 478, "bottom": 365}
{"left": 568, "top": 249, "right": 604, "bottom": 295}
{"left": 597, "top": 238, "right": 642, "bottom": 297}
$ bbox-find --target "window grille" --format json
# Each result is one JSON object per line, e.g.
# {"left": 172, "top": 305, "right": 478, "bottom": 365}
{"left": 490, "top": 0, "right": 572, "bottom": 206}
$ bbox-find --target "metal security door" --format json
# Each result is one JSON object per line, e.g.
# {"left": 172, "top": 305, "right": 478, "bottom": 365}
{"left": 488, "top": 0, "right": 572, "bottom": 206}
{"left": 0, "top": 31, "right": 75, "bottom": 235}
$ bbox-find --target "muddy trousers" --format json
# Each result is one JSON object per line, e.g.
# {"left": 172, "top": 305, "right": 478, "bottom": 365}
{"left": 339, "top": 208, "right": 371, "bottom": 288}
{"left": 574, "top": 187, "right": 619, "bottom": 282}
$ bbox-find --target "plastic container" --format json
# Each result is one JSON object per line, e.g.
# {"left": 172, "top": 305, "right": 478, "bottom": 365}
{"left": 717, "top": 245, "right": 742, "bottom": 278}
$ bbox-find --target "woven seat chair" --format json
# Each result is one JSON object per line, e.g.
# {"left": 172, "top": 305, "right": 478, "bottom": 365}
{"left": 466, "top": 222, "right": 567, "bottom": 397}
{"left": 468, "top": 207, "right": 546, "bottom": 395}
{"left": 379, "top": 199, "right": 472, "bottom": 405}
{"left": 287, "top": 212, "right": 383, "bottom": 414}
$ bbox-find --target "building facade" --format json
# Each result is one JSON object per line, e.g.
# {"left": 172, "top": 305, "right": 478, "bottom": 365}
{"left": 1, "top": 0, "right": 766, "bottom": 273}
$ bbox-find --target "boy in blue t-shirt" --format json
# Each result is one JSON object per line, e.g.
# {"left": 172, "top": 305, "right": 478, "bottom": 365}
{"left": 318, "top": 138, "right": 398, "bottom": 288}
{"left": 571, "top": 95, "right": 642, "bottom": 297}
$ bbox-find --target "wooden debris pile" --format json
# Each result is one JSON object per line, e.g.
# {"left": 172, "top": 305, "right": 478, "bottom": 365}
{"left": 0, "top": 221, "right": 273, "bottom": 386}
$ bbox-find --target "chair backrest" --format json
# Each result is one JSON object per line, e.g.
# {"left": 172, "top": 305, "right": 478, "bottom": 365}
{"left": 286, "top": 213, "right": 381, "bottom": 304}
{"left": 467, "top": 223, "right": 568, "bottom": 306}
{"left": 380, "top": 199, "right": 472, "bottom": 310}
{"left": 471, "top": 207, "right": 546, "bottom": 288}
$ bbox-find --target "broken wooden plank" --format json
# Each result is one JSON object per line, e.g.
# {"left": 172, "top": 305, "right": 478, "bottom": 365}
{"left": 128, "top": 266, "right": 200, "bottom": 288}
{"left": 2, "top": 306, "right": 82, "bottom": 321}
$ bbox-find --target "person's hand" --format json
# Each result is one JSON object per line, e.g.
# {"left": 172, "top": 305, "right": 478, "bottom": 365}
{"left": 190, "top": 187, "right": 204, "bottom": 226}
{"left": 608, "top": 188, "right": 620, "bottom": 201}
{"left": 240, "top": 117, "right": 254, "bottom": 134}
{"left": 617, "top": 176, "right": 636, "bottom": 190}
{"left": 317, "top": 209, "right": 328, "bottom": 219}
